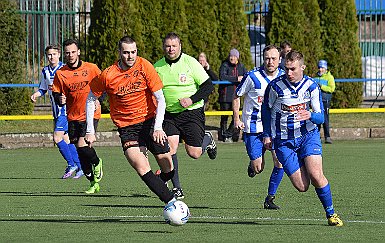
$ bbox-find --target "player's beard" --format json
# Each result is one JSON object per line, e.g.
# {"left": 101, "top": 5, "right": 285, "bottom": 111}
{"left": 67, "top": 57, "right": 79, "bottom": 68}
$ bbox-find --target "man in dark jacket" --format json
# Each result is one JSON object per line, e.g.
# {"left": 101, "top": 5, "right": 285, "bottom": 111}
{"left": 218, "top": 48, "right": 247, "bottom": 142}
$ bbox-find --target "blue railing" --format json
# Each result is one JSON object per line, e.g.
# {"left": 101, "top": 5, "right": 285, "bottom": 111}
{"left": 1, "top": 78, "right": 385, "bottom": 88}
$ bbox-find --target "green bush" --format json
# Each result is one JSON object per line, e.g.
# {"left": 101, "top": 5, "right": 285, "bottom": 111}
{"left": 87, "top": 0, "right": 251, "bottom": 111}
{"left": 319, "top": 0, "right": 362, "bottom": 108}
{"left": 0, "top": 0, "right": 33, "bottom": 115}
{"left": 266, "top": 0, "right": 322, "bottom": 76}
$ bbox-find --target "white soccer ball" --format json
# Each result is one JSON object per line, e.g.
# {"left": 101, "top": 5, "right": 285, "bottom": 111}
{"left": 163, "top": 200, "right": 190, "bottom": 226}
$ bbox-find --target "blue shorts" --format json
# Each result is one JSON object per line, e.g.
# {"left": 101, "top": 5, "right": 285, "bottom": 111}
{"left": 54, "top": 115, "right": 68, "bottom": 132}
{"left": 243, "top": 132, "right": 266, "bottom": 160}
{"left": 273, "top": 129, "right": 322, "bottom": 176}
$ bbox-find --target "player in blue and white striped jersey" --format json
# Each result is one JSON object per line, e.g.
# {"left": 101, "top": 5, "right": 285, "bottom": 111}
{"left": 30, "top": 44, "right": 83, "bottom": 179}
{"left": 262, "top": 50, "right": 343, "bottom": 226}
{"left": 233, "top": 45, "right": 285, "bottom": 210}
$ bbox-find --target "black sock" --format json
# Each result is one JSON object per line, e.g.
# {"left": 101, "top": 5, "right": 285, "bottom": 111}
{"left": 159, "top": 169, "right": 175, "bottom": 182}
{"left": 201, "top": 133, "right": 211, "bottom": 154}
{"left": 77, "top": 147, "right": 95, "bottom": 181}
{"left": 171, "top": 154, "right": 181, "bottom": 188}
{"left": 141, "top": 171, "right": 174, "bottom": 204}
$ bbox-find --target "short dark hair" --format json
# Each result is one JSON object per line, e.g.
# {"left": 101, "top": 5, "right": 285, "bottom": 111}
{"left": 263, "top": 45, "right": 280, "bottom": 56}
{"left": 286, "top": 50, "right": 304, "bottom": 65}
{"left": 44, "top": 44, "right": 61, "bottom": 55}
{"left": 280, "top": 40, "right": 291, "bottom": 49}
{"left": 163, "top": 32, "right": 181, "bottom": 46}
{"left": 118, "top": 36, "right": 136, "bottom": 50}
{"left": 63, "top": 39, "right": 80, "bottom": 49}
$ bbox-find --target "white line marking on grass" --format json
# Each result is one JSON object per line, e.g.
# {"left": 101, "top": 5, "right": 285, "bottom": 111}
{"left": 3, "top": 214, "right": 385, "bottom": 225}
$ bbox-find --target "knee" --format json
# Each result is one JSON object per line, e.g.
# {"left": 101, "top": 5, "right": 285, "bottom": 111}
{"left": 295, "top": 185, "right": 309, "bottom": 192}
{"left": 186, "top": 150, "right": 201, "bottom": 160}
{"left": 53, "top": 134, "right": 63, "bottom": 144}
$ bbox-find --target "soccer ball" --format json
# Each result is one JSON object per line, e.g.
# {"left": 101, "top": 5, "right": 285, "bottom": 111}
{"left": 163, "top": 200, "right": 190, "bottom": 226}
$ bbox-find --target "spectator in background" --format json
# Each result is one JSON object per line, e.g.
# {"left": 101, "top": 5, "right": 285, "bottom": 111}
{"left": 198, "top": 52, "right": 218, "bottom": 109}
{"left": 218, "top": 48, "right": 247, "bottom": 142}
{"left": 30, "top": 44, "right": 83, "bottom": 179}
{"left": 198, "top": 52, "right": 218, "bottom": 82}
{"left": 314, "top": 60, "right": 335, "bottom": 144}
{"left": 279, "top": 40, "right": 292, "bottom": 70}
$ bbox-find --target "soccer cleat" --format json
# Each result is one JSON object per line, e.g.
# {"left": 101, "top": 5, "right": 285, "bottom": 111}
{"left": 61, "top": 165, "right": 78, "bottom": 179}
{"left": 93, "top": 158, "right": 103, "bottom": 182}
{"left": 247, "top": 164, "right": 256, "bottom": 178}
{"left": 325, "top": 137, "right": 333, "bottom": 144}
{"left": 205, "top": 131, "right": 217, "bottom": 160}
{"left": 264, "top": 195, "right": 280, "bottom": 210}
{"left": 172, "top": 188, "right": 185, "bottom": 200}
{"left": 73, "top": 169, "right": 84, "bottom": 179}
{"left": 327, "top": 213, "right": 343, "bottom": 226}
{"left": 85, "top": 182, "right": 100, "bottom": 194}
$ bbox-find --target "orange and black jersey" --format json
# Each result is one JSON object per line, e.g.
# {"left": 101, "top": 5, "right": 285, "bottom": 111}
{"left": 90, "top": 57, "right": 163, "bottom": 128}
{"left": 52, "top": 61, "right": 101, "bottom": 122}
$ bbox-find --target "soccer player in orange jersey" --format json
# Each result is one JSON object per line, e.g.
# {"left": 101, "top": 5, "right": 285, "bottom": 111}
{"left": 84, "top": 36, "right": 177, "bottom": 205}
{"left": 52, "top": 39, "right": 103, "bottom": 194}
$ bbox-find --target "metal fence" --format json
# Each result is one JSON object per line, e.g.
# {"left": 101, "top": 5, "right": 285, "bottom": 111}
{"left": 12, "top": 0, "right": 385, "bottom": 101}
{"left": 244, "top": 0, "right": 385, "bottom": 99}
{"left": 18, "top": 0, "right": 91, "bottom": 105}
{"left": 356, "top": 0, "right": 385, "bottom": 97}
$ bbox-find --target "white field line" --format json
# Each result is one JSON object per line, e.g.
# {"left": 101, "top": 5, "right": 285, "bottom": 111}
{"left": 2, "top": 214, "right": 384, "bottom": 225}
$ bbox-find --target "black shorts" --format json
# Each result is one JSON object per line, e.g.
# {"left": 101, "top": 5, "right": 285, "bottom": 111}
{"left": 163, "top": 107, "right": 205, "bottom": 147}
{"left": 117, "top": 118, "right": 170, "bottom": 155}
{"left": 68, "top": 119, "right": 99, "bottom": 144}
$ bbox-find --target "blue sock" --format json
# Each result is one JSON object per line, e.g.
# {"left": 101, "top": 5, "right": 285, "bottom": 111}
{"left": 267, "top": 167, "right": 284, "bottom": 196}
{"left": 57, "top": 140, "right": 75, "bottom": 167}
{"left": 315, "top": 183, "right": 335, "bottom": 218}
{"left": 69, "top": 143, "right": 81, "bottom": 169}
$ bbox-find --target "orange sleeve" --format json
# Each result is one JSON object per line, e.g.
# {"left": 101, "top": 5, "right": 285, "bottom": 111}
{"left": 143, "top": 59, "right": 163, "bottom": 93}
{"left": 90, "top": 72, "right": 105, "bottom": 98}
{"left": 52, "top": 70, "right": 64, "bottom": 94}
{"left": 91, "top": 64, "right": 103, "bottom": 118}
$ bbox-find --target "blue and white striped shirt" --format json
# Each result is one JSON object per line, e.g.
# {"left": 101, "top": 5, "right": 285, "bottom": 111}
{"left": 38, "top": 62, "right": 66, "bottom": 119}
{"left": 236, "top": 66, "right": 285, "bottom": 133}
{"left": 263, "top": 74, "right": 324, "bottom": 140}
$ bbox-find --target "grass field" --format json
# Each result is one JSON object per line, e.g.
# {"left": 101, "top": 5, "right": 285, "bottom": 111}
{"left": 1, "top": 141, "right": 384, "bottom": 242}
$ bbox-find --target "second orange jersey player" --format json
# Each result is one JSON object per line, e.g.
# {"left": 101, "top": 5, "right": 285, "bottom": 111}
{"left": 52, "top": 39, "right": 103, "bottom": 194}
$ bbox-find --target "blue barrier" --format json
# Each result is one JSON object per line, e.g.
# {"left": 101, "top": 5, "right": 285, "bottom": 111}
{"left": 0, "top": 78, "right": 384, "bottom": 88}
{"left": 212, "top": 79, "right": 384, "bottom": 84}
{"left": 0, "top": 83, "right": 39, "bottom": 88}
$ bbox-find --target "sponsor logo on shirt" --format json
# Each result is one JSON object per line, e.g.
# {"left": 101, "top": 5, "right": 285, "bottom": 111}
{"left": 257, "top": 96, "right": 263, "bottom": 103}
{"left": 179, "top": 73, "right": 187, "bottom": 84}
{"left": 303, "top": 91, "right": 311, "bottom": 99}
{"left": 68, "top": 81, "right": 88, "bottom": 91}
{"left": 117, "top": 81, "right": 142, "bottom": 95}
{"left": 281, "top": 103, "right": 307, "bottom": 113}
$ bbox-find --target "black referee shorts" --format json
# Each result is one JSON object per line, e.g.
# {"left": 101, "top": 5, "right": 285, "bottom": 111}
{"left": 163, "top": 107, "right": 205, "bottom": 147}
